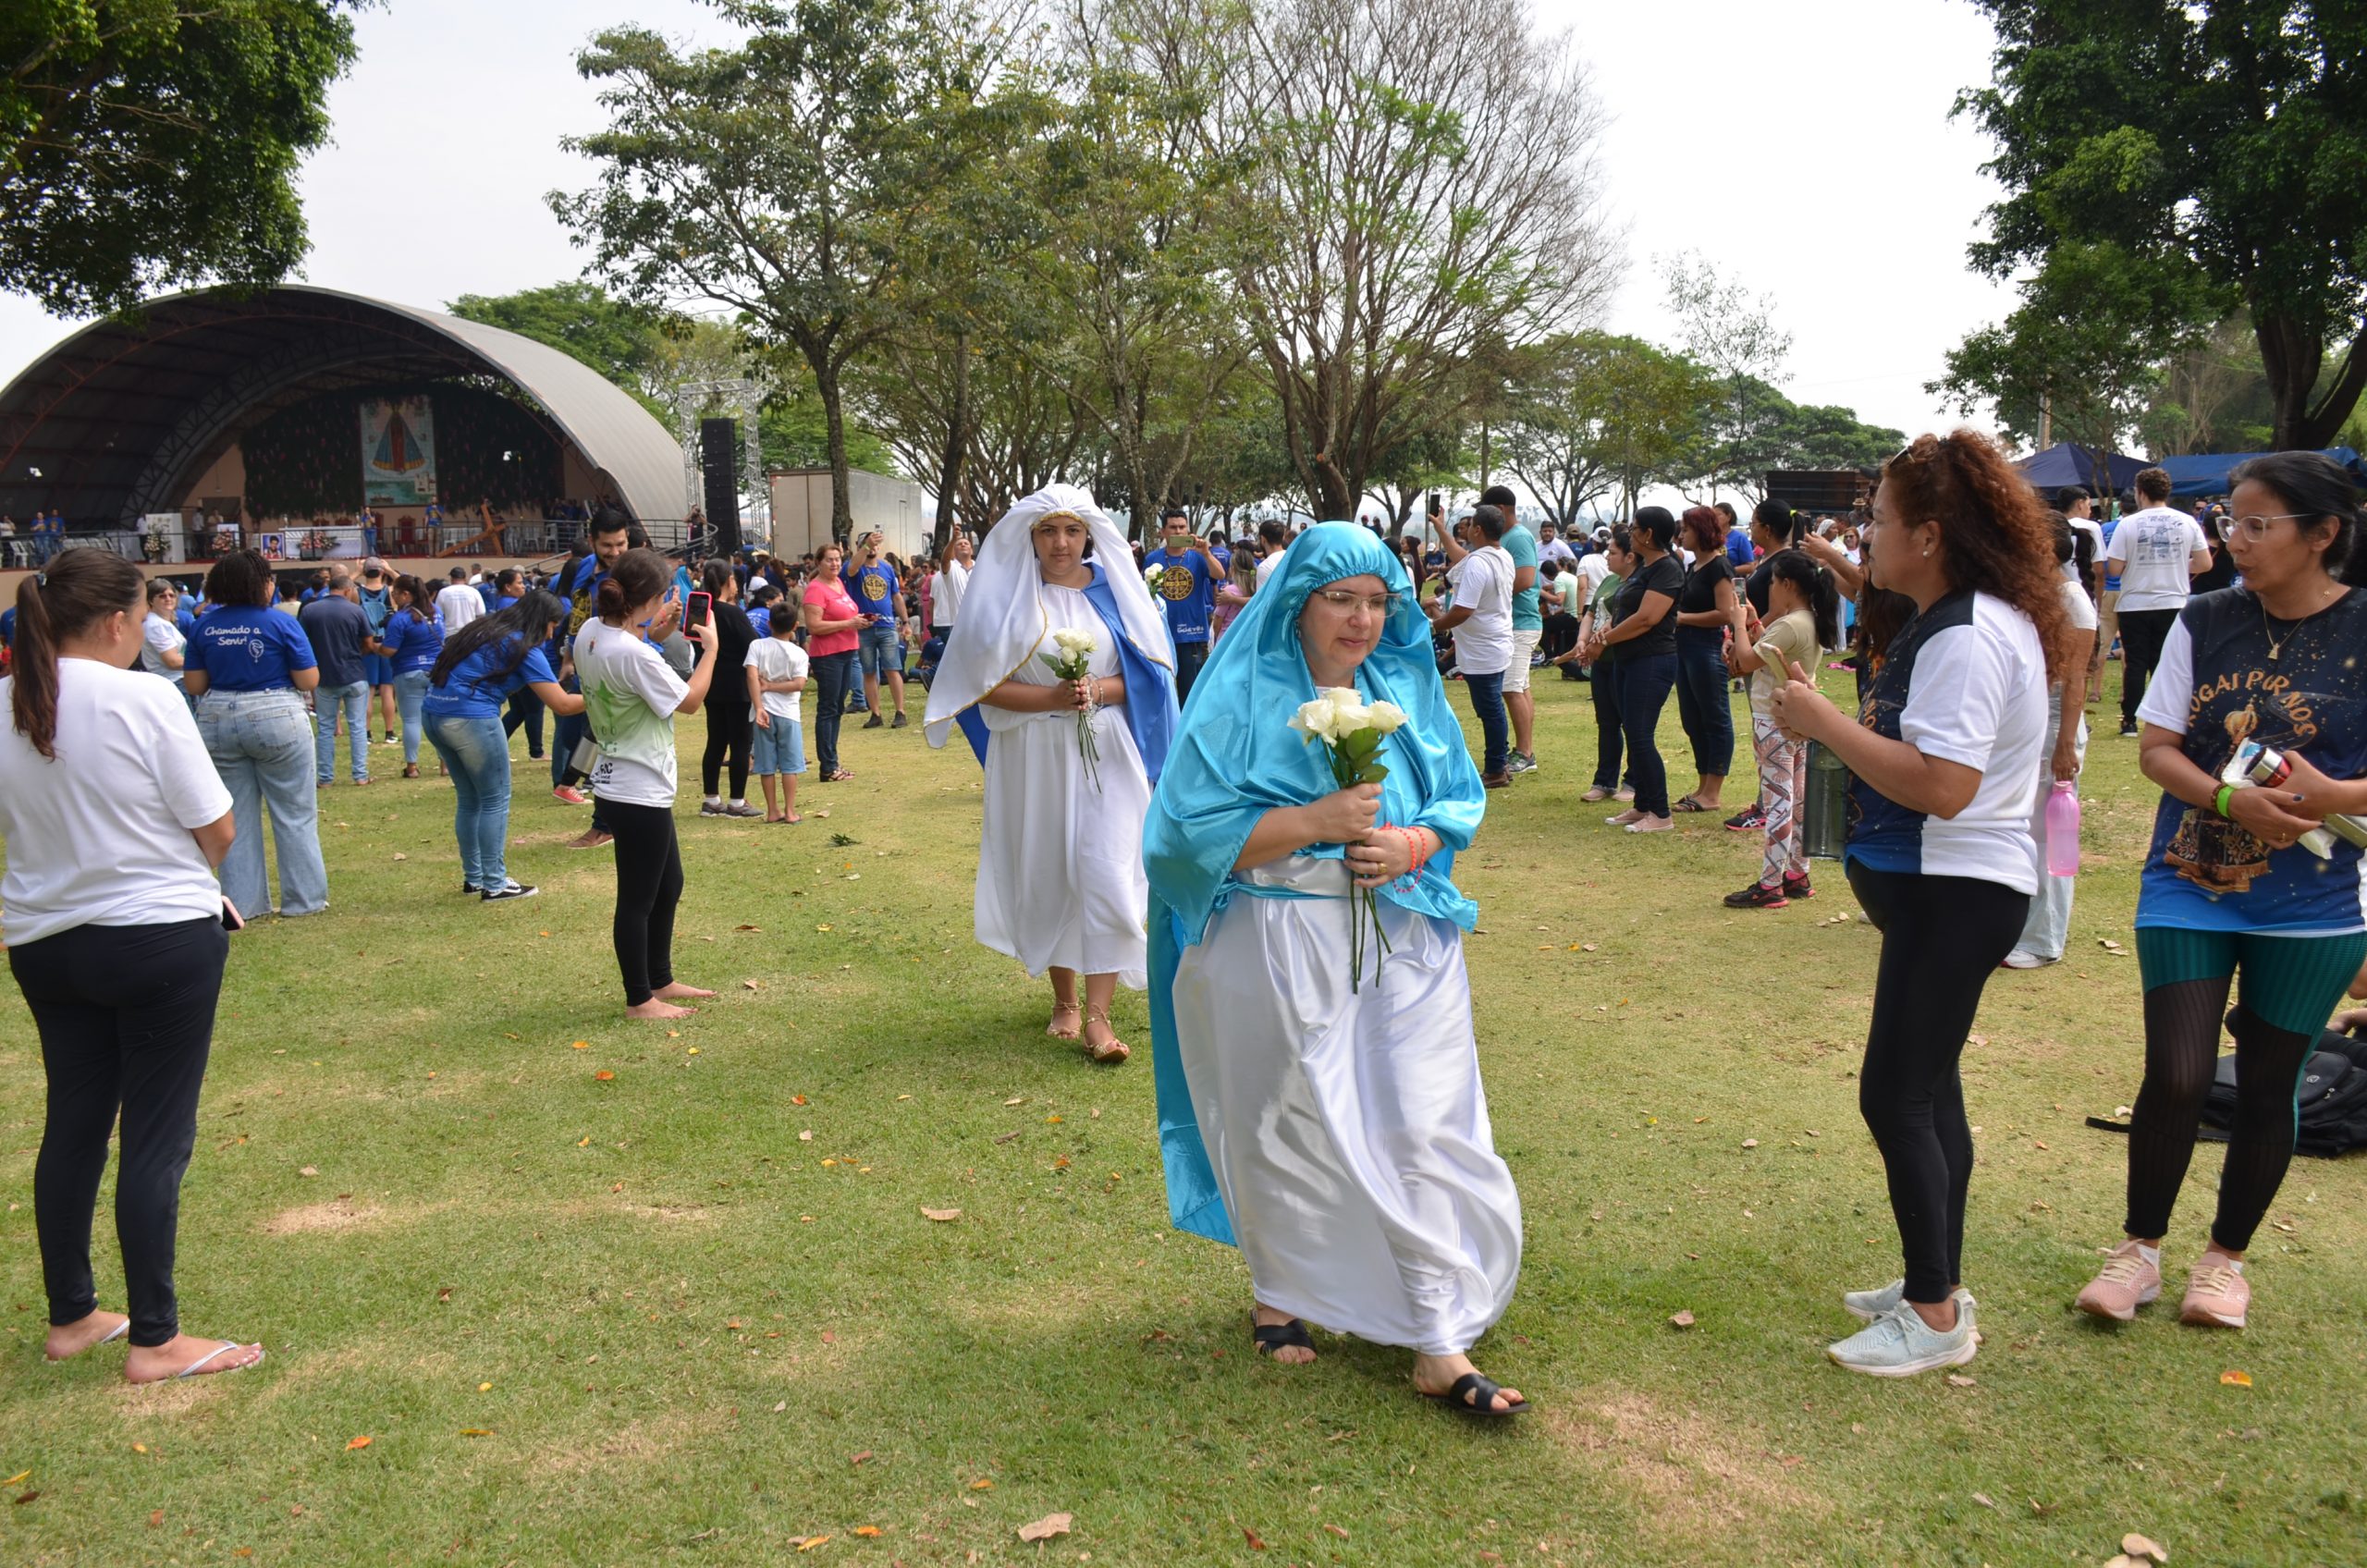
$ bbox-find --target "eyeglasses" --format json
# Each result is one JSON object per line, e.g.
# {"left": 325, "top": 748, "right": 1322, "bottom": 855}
{"left": 1313, "top": 589, "right": 1397, "bottom": 615}
{"left": 2231, "top": 513, "right": 2310, "bottom": 541}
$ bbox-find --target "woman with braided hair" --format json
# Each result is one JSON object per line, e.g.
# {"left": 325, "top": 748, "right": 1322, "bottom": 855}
{"left": 1770, "top": 430, "right": 2067, "bottom": 1377}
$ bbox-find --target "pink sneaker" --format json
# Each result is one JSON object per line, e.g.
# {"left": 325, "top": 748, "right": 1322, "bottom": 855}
{"left": 2074, "top": 1240, "right": 2162, "bottom": 1322}
{"left": 553, "top": 785, "right": 589, "bottom": 806}
{"left": 2178, "top": 1257, "right": 2250, "bottom": 1329}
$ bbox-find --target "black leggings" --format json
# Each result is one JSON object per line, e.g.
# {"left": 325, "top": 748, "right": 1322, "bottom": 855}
{"left": 12, "top": 916, "right": 227, "bottom": 1346}
{"left": 701, "top": 700, "right": 752, "bottom": 799}
{"left": 1846, "top": 863, "right": 2030, "bottom": 1304}
{"left": 503, "top": 685, "right": 545, "bottom": 756}
{"left": 605, "top": 800, "right": 683, "bottom": 1006}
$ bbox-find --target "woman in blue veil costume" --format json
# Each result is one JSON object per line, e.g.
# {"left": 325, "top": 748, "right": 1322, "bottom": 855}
{"left": 1144, "top": 523, "right": 1527, "bottom": 1416}
{"left": 924, "top": 484, "right": 1178, "bottom": 1063}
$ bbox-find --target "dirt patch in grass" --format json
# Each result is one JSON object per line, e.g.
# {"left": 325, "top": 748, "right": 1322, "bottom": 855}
{"left": 263, "top": 1198, "right": 387, "bottom": 1234}
{"left": 1545, "top": 1387, "right": 1824, "bottom": 1538}
{"left": 533, "top": 1408, "right": 713, "bottom": 1476}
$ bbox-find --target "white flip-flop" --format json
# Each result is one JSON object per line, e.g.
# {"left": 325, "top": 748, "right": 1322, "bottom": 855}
{"left": 167, "top": 1341, "right": 264, "bottom": 1380}
{"left": 45, "top": 1317, "right": 130, "bottom": 1362}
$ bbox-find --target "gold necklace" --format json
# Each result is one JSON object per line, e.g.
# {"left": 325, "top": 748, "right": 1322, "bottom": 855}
{"left": 2261, "top": 582, "right": 2342, "bottom": 662}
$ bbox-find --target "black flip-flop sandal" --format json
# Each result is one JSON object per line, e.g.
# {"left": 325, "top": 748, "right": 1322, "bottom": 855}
{"left": 1252, "top": 1318, "right": 1315, "bottom": 1358}
{"left": 1419, "top": 1371, "right": 1527, "bottom": 1416}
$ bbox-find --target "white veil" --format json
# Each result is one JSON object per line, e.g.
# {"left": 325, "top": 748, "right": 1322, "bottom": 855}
{"left": 923, "top": 484, "right": 1174, "bottom": 750}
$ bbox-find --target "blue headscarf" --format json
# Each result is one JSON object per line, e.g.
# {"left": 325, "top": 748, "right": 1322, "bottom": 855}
{"left": 1142, "top": 522, "right": 1486, "bottom": 1244}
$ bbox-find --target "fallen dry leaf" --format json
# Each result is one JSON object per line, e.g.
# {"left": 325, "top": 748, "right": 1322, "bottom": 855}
{"left": 2123, "top": 1533, "right": 2168, "bottom": 1563}
{"left": 798, "top": 1536, "right": 829, "bottom": 1552}
{"left": 593, "top": 1071, "right": 615, "bottom": 1082}
{"left": 11, "top": 1491, "right": 35, "bottom": 1507}
{"left": 1016, "top": 1513, "right": 1073, "bottom": 1543}
{"left": 0, "top": 1473, "right": 27, "bottom": 1488}
{"left": 459, "top": 1428, "right": 494, "bottom": 1438}
{"left": 148, "top": 1509, "right": 163, "bottom": 1527}
{"left": 792, "top": 1094, "right": 808, "bottom": 1106}
{"left": 850, "top": 1451, "right": 873, "bottom": 1466}
{"left": 2220, "top": 1369, "right": 2252, "bottom": 1388}
{"left": 799, "top": 1130, "right": 815, "bottom": 1142}
{"left": 1323, "top": 1523, "right": 1350, "bottom": 1538}
{"left": 1243, "top": 1525, "right": 1267, "bottom": 1550}
{"left": 345, "top": 1436, "right": 372, "bottom": 1452}
{"left": 853, "top": 1525, "right": 881, "bottom": 1537}
{"left": 970, "top": 1478, "right": 994, "bottom": 1491}
{"left": 570, "top": 1041, "right": 590, "bottom": 1050}
{"left": 735, "top": 924, "right": 761, "bottom": 932}
{"left": 1668, "top": 1309, "right": 1695, "bottom": 1329}
{"left": 298, "top": 1166, "right": 319, "bottom": 1177}
{"left": 1971, "top": 1492, "right": 1994, "bottom": 1509}
{"left": 1945, "top": 1374, "right": 1976, "bottom": 1388}
{"left": 922, "top": 1207, "right": 962, "bottom": 1221}
{"left": 742, "top": 979, "right": 763, "bottom": 991}
{"left": 1740, "top": 1139, "right": 1759, "bottom": 1150}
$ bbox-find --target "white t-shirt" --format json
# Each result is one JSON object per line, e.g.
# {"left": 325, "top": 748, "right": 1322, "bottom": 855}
{"left": 575, "top": 618, "right": 690, "bottom": 807}
{"left": 1574, "top": 551, "right": 1612, "bottom": 609}
{"left": 436, "top": 582, "right": 484, "bottom": 633}
{"left": 930, "top": 561, "right": 969, "bottom": 628}
{"left": 744, "top": 635, "right": 810, "bottom": 724}
{"left": 1448, "top": 545, "right": 1515, "bottom": 676}
{"left": 141, "top": 611, "right": 185, "bottom": 678}
{"left": 2059, "top": 577, "right": 2100, "bottom": 635}
{"left": 2106, "top": 506, "right": 2210, "bottom": 613}
{"left": 1256, "top": 552, "right": 1282, "bottom": 588}
{"left": 0, "top": 659, "right": 233, "bottom": 945}
{"left": 1539, "top": 537, "right": 1577, "bottom": 567}
{"left": 2065, "top": 517, "right": 2104, "bottom": 584}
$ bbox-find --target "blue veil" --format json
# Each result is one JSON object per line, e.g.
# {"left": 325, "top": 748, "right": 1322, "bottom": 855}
{"left": 1142, "top": 523, "right": 1487, "bottom": 1243}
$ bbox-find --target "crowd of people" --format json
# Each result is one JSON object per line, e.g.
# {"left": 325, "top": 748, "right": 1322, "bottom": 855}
{"left": 5, "top": 442, "right": 2364, "bottom": 1415}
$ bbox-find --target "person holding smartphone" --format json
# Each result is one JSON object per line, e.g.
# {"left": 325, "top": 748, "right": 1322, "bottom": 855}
{"left": 843, "top": 531, "right": 909, "bottom": 729}
{"left": 0, "top": 549, "right": 264, "bottom": 1382}
{"left": 576, "top": 548, "right": 723, "bottom": 1020}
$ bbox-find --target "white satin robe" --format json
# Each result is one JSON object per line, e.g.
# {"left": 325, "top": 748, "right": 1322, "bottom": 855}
{"left": 975, "top": 582, "right": 1151, "bottom": 987}
{"left": 1170, "top": 855, "right": 1522, "bottom": 1354}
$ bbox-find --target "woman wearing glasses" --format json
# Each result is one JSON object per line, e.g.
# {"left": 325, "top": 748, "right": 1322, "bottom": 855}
{"left": 2076, "top": 451, "right": 2367, "bottom": 1332}
{"left": 1144, "top": 524, "right": 1525, "bottom": 1417}
{"left": 922, "top": 485, "right": 1179, "bottom": 1065}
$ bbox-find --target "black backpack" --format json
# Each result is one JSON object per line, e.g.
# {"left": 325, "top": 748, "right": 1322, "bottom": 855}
{"left": 2088, "top": 1031, "right": 2367, "bottom": 1158}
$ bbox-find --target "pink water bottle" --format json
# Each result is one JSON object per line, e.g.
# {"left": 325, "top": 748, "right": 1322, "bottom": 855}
{"left": 2045, "top": 781, "right": 2081, "bottom": 876}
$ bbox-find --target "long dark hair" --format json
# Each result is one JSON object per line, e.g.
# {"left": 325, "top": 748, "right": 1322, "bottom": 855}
{"left": 1761, "top": 548, "right": 1841, "bottom": 651}
{"left": 2227, "top": 450, "right": 2366, "bottom": 586}
{"left": 430, "top": 589, "right": 566, "bottom": 687}
{"left": 11, "top": 548, "right": 145, "bottom": 760}
{"left": 1631, "top": 507, "right": 1677, "bottom": 554}
{"left": 390, "top": 574, "right": 430, "bottom": 614}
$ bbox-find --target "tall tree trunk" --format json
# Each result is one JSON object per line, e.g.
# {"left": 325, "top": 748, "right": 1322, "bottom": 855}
{"left": 933, "top": 330, "right": 972, "bottom": 552}
{"left": 816, "top": 357, "right": 853, "bottom": 540}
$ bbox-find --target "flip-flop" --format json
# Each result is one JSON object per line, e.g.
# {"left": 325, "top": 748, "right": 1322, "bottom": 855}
{"left": 1253, "top": 1318, "right": 1316, "bottom": 1358}
{"left": 1673, "top": 795, "right": 1710, "bottom": 813}
{"left": 127, "top": 1340, "right": 264, "bottom": 1384}
{"left": 1418, "top": 1371, "right": 1527, "bottom": 1417}
{"left": 45, "top": 1317, "right": 130, "bottom": 1361}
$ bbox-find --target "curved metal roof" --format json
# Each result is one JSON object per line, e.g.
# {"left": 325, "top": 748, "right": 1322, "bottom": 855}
{"left": 0, "top": 285, "right": 685, "bottom": 526}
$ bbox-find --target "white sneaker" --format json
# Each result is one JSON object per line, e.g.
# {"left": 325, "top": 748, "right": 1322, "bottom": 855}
{"left": 1843, "top": 1280, "right": 1977, "bottom": 1324}
{"left": 2001, "top": 949, "right": 2056, "bottom": 970}
{"left": 1826, "top": 1299, "right": 1977, "bottom": 1378}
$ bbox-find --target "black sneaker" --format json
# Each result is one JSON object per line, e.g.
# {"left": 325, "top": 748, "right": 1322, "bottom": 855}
{"left": 460, "top": 883, "right": 480, "bottom": 896}
{"left": 699, "top": 800, "right": 726, "bottom": 815}
{"left": 863, "top": 714, "right": 885, "bottom": 729}
{"left": 890, "top": 711, "right": 908, "bottom": 729}
{"left": 1724, "top": 803, "right": 1764, "bottom": 832}
{"left": 1781, "top": 873, "right": 1815, "bottom": 902}
{"left": 2118, "top": 719, "right": 2140, "bottom": 738}
{"left": 1723, "top": 881, "right": 1789, "bottom": 910}
{"left": 481, "top": 881, "right": 539, "bottom": 902}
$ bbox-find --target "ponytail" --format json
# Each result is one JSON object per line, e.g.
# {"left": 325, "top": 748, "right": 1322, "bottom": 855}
{"left": 598, "top": 548, "right": 669, "bottom": 624}
{"left": 11, "top": 548, "right": 145, "bottom": 760}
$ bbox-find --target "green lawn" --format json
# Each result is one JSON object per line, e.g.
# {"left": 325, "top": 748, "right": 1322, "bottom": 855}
{"left": 2, "top": 663, "right": 2362, "bottom": 1568}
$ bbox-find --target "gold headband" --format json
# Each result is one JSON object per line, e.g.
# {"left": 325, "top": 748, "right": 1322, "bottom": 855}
{"left": 1032, "top": 509, "right": 1086, "bottom": 530}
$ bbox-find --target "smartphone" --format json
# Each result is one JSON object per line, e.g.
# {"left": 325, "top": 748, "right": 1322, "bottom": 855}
{"left": 685, "top": 590, "right": 713, "bottom": 638}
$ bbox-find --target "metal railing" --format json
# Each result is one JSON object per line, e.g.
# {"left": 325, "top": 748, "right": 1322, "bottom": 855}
{"left": 12, "top": 519, "right": 707, "bottom": 571}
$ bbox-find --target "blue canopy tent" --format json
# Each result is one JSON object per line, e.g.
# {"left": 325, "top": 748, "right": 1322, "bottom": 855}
{"left": 2156, "top": 447, "right": 2365, "bottom": 499}
{"left": 2015, "top": 443, "right": 2149, "bottom": 496}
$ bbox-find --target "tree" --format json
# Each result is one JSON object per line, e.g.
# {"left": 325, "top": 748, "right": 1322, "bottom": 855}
{"left": 1956, "top": 2, "right": 2367, "bottom": 450}
{"left": 1123, "top": 0, "right": 1617, "bottom": 519}
{"left": 1, "top": 1, "right": 362, "bottom": 316}
{"left": 1498, "top": 332, "right": 1707, "bottom": 524}
{"left": 448, "top": 282, "right": 675, "bottom": 417}
{"left": 555, "top": 0, "right": 992, "bottom": 536}
{"left": 1661, "top": 252, "right": 1794, "bottom": 499}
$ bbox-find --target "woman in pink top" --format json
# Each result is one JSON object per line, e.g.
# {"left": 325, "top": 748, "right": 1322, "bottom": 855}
{"left": 801, "top": 541, "right": 866, "bottom": 780}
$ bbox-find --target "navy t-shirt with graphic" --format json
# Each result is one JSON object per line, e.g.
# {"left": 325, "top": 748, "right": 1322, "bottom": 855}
{"left": 844, "top": 561, "right": 901, "bottom": 629}
{"left": 1150, "top": 545, "right": 1217, "bottom": 644}
{"left": 2134, "top": 586, "right": 2367, "bottom": 933}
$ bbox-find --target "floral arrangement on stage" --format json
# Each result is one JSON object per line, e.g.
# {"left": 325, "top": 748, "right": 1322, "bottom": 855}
{"left": 1290, "top": 687, "right": 1409, "bottom": 991}
{"left": 1040, "top": 626, "right": 1103, "bottom": 790}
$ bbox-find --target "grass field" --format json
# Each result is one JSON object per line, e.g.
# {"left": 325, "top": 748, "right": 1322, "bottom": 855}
{"left": 2, "top": 661, "right": 2363, "bottom": 1568}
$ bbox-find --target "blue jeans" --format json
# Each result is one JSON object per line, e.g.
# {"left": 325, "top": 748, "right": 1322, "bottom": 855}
{"left": 810, "top": 650, "right": 856, "bottom": 775}
{"left": 1674, "top": 626, "right": 1735, "bottom": 779}
{"left": 394, "top": 669, "right": 431, "bottom": 765}
{"left": 1613, "top": 652, "right": 1678, "bottom": 818}
{"left": 196, "top": 688, "right": 328, "bottom": 919}
{"left": 425, "top": 711, "right": 511, "bottom": 889}
{"left": 1464, "top": 668, "right": 1509, "bottom": 778}
{"left": 314, "top": 680, "right": 370, "bottom": 782}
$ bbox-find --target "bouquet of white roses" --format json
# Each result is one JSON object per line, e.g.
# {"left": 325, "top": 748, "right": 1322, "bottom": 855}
{"left": 1040, "top": 626, "right": 1103, "bottom": 791}
{"left": 1290, "top": 687, "right": 1411, "bottom": 991}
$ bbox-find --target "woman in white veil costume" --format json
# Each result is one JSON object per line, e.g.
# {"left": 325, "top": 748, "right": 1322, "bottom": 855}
{"left": 924, "top": 484, "right": 1180, "bottom": 1063}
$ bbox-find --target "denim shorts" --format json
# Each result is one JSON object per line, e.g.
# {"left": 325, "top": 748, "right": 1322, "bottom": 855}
{"left": 856, "top": 620, "right": 903, "bottom": 678}
{"left": 752, "top": 717, "right": 806, "bottom": 776}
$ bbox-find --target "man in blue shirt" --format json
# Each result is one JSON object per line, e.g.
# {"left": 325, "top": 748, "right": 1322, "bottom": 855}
{"left": 299, "top": 571, "right": 374, "bottom": 786}
{"left": 1149, "top": 506, "right": 1222, "bottom": 701}
{"left": 843, "top": 531, "right": 908, "bottom": 729}
{"left": 552, "top": 510, "right": 637, "bottom": 842}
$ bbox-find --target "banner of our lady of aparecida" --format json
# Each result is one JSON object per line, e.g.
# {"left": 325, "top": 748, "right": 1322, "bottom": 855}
{"left": 361, "top": 395, "right": 438, "bottom": 508}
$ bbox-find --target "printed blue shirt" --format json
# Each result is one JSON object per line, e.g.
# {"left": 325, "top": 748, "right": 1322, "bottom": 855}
{"left": 185, "top": 605, "right": 318, "bottom": 692}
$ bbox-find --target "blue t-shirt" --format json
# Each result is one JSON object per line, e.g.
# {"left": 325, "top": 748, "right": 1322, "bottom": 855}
{"left": 1725, "top": 527, "right": 1755, "bottom": 568}
{"left": 186, "top": 605, "right": 318, "bottom": 692}
{"left": 175, "top": 605, "right": 197, "bottom": 639}
{"left": 1502, "top": 525, "right": 1540, "bottom": 631}
{"left": 748, "top": 606, "right": 772, "bottom": 639}
{"left": 2101, "top": 519, "right": 2122, "bottom": 592}
{"left": 297, "top": 594, "right": 373, "bottom": 688}
{"left": 844, "top": 561, "right": 901, "bottom": 629}
{"left": 380, "top": 606, "right": 445, "bottom": 674}
{"left": 1149, "top": 545, "right": 1217, "bottom": 644}
{"left": 424, "top": 636, "right": 557, "bottom": 719}
{"left": 0, "top": 606, "right": 14, "bottom": 648}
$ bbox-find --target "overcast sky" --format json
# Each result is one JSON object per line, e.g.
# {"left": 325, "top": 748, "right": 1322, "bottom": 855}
{"left": 0, "top": 0, "right": 2018, "bottom": 456}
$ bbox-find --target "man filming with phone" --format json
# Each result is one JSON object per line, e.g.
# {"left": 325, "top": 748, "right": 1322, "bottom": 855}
{"left": 842, "top": 531, "right": 908, "bottom": 729}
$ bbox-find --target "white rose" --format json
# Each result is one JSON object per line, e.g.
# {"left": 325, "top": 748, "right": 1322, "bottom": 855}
{"left": 1052, "top": 627, "right": 1097, "bottom": 657}
{"left": 1362, "top": 700, "right": 1408, "bottom": 736}
{"left": 1289, "top": 694, "right": 1340, "bottom": 744}
{"left": 1146, "top": 564, "right": 1166, "bottom": 586}
{"left": 1319, "top": 685, "right": 1370, "bottom": 733}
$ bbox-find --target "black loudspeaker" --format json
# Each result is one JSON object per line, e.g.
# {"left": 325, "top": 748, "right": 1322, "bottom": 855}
{"left": 700, "top": 418, "right": 742, "bottom": 555}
